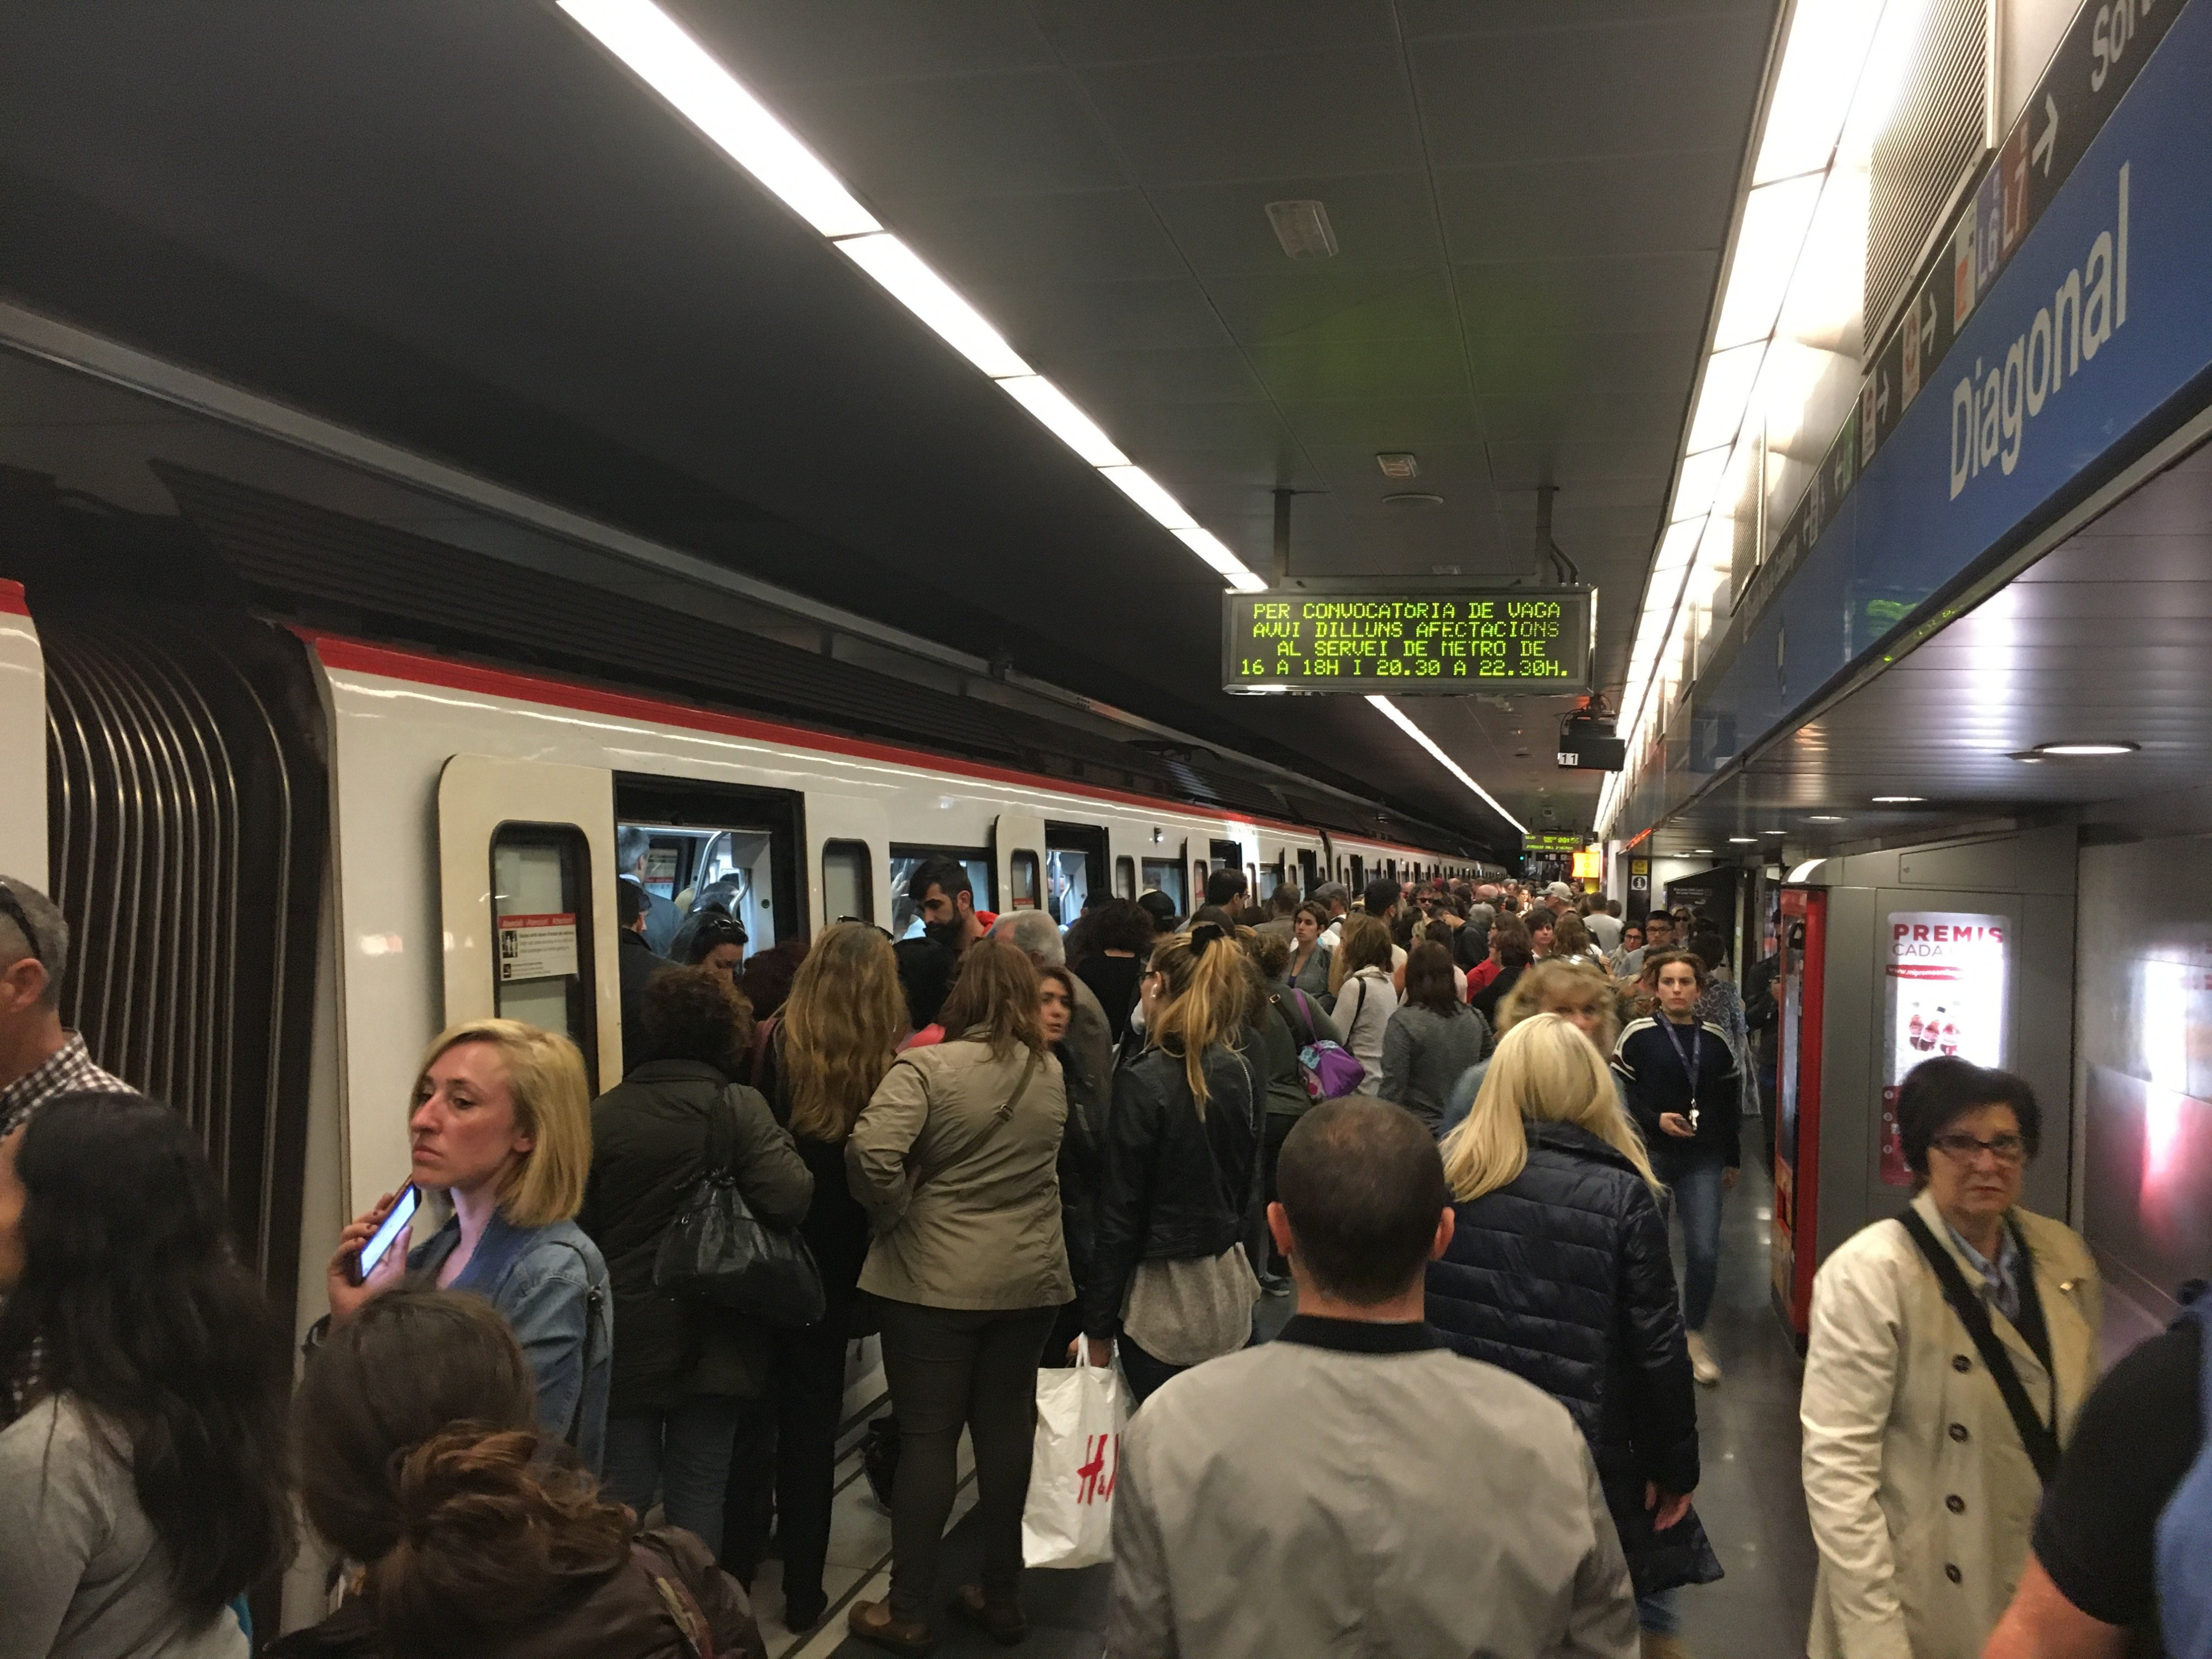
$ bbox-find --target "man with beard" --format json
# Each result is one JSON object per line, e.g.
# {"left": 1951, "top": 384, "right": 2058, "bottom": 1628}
{"left": 893, "top": 856, "right": 992, "bottom": 1032}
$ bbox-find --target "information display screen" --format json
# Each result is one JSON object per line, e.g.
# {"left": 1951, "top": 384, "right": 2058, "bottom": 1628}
{"left": 1222, "top": 587, "right": 1590, "bottom": 692}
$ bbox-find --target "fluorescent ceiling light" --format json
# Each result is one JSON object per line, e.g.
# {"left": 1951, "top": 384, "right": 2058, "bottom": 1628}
{"left": 1265, "top": 199, "right": 1339, "bottom": 261}
{"left": 2032, "top": 740, "right": 2139, "bottom": 757}
{"left": 1752, "top": 0, "right": 1885, "bottom": 182}
{"left": 1808, "top": 813, "right": 1845, "bottom": 822}
{"left": 1712, "top": 175, "right": 1824, "bottom": 349}
{"left": 1871, "top": 794, "right": 1924, "bottom": 803}
{"left": 1099, "top": 466, "right": 1196, "bottom": 531}
{"left": 1788, "top": 858, "right": 1826, "bottom": 881}
{"left": 1366, "top": 696, "right": 1527, "bottom": 834}
{"left": 562, "top": 0, "right": 1268, "bottom": 601}
{"left": 1670, "top": 447, "right": 1733, "bottom": 523}
{"left": 995, "top": 375, "right": 1128, "bottom": 467}
{"left": 1729, "top": 835, "right": 1759, "bottom": 843}
{"left": 1173, "top": 526, "right": 1266, "bottom": 591}
{"left": 558, "top": 0, "right": 880, "bottom": 238}
{"left": 1687, "top": 343, "right": 1766, "bottom": 453}
{"left": 835, "top": 233, "right": 1031, "bottom": 379}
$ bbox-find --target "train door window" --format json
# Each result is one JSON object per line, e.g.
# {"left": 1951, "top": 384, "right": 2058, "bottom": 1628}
{"left": 1299, "top": 849, "right": 1319, "bottom": 893}
{"left": 1350, "top": 855, "right": 1365, "bottom": 888}
{"left": 823, "top": 840, "right": 873, "bottom": 925}
{"left": 1192, "top": 860, "right": 1207, "bottom": 902}
{"left": 1009, "top": 850, "right": 1042, "bottom": 911}
{"left": 1141, "top": 857, "right": 1186, "bottom": 916}
{"left": 616, "top": 776, "right": 805, "bottom": 967}
{"left": 1248, "top": 863, "right": 1259, "bottom": 899}
{"left": 1045, "top": 821, "right": 1108, "bottom": 928}
{"left": 491, "top": 824, "right": 598, "bottom": 1076}
{"left": 1114, "top": 855, "right": 1136, "bottom": 899}
{"left": 890, "top": 846, "right": 994, "bottom": 939}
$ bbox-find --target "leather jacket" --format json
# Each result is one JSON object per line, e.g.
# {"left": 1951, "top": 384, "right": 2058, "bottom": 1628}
{"left": 1083, "top": 1041, "right": 1260, "bottom": 1337}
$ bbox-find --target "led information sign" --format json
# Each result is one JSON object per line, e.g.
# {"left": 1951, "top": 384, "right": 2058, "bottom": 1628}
{"left": 1222, "top": 586, "right": 1590, "bottom": 692}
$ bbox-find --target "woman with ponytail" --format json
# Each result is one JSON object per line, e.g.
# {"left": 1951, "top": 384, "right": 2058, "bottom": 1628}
{"left": 1081, "top": 923, "right": 1264, "bottom": 1405}
{"left": 274, "top": 1286, "right": 766, "bottom": 1659}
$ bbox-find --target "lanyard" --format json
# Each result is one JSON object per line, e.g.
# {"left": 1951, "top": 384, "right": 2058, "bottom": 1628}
{"left": 1660, "top": 1016, "right": 1702, "bottom": 1110}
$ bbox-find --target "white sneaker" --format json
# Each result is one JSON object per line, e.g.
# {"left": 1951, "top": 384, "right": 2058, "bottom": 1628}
{"left": 1687, "top": 1331, "right": 1722, "bottom": 1386}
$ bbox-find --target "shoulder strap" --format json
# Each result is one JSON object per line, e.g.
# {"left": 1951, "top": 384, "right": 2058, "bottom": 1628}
{"left": 1282, "top": 989, "right": 1318, "bottom": 1047}
{"left": 631, "top": 1540, "right": 717, "bottom": 1659}
{"left": 919, "top": 1047, "right": 1042, "bottom": 1183}
{"left": 1897, "top": 1209, "right": 2060, "bottom": 1485}
{"left": 747, "top": 1013, "right": 781, "bottom": 1091}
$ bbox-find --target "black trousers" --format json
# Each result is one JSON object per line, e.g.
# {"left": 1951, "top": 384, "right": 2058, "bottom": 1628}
{"left": 1260, "top": 1110, "right": 1299, "bottom": 1274}
{"left": 719, "top": 1314, "right": 848, "bottom": 1606}
{"left": 875, "top": 1299, "right": 1057, "bottom": 1620}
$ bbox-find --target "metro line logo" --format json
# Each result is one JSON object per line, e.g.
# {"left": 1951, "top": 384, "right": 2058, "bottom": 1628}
{"left": 1950, "top": 164, "right": 2130, "bottom": 499}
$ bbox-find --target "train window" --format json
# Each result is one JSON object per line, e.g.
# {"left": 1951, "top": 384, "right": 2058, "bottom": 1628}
{"left": 1141, "top": 857, "right": 1186, "bottom": 917}
{"left": 889, "top": 846, "right": 994, "bottom": 940}
{"left": 822, "top": 840, "right": 873, "bottom": 925}
{"left": 1298, "top": 849, "right": 1319, "bottom": 893}
{"left": 1248, "top": 863, "right": 1259, "bottom": 899}
{"left": 1009, "top": 849, "right": 1042, "bottom": 911}
{"left": 1114, "top": 856, "right": 1136, "bottom": 900}
{"left": 490, "top": 823, "right": 597, "bottom": 1076}
{"left": 1192, "top": 860, "right": 1207, "bottom": 900}
{"left": 1046, "top": 851, "right": 1092, "bottom": 925}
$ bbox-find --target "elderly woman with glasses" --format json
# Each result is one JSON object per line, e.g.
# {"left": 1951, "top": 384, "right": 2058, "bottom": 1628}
{"left": 1801, "top": 1056, "right": 2100, "bottom": 1659}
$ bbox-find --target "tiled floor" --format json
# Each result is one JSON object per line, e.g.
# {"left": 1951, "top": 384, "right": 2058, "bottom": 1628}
{"left": 776, "top": 1138, "right": 1819, "bottom": 1658}
{"left": 1670, "top": 1147, "right": 1820, "bottom": 1657}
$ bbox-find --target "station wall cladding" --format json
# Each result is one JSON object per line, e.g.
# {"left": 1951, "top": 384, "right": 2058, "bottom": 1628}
{"left": 1222, "top": 587, "right": 1590, "bottom": 692}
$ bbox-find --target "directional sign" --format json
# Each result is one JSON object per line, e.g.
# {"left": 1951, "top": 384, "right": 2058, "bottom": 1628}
{"left": 1222, "top": 586, "right": 1592, "bottom": 693}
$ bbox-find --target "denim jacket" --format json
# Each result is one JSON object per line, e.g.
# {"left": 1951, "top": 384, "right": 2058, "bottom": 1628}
{"left": 409, "top": 1212, "right": 613, "bottom": 1474}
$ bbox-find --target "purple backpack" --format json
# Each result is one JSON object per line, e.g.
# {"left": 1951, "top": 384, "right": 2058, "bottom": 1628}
{"left": 1286, "top": 988, "right": 1366, "bottom": 1100}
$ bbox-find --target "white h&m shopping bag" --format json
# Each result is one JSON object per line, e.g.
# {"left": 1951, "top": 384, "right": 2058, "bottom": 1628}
{"left": 1020, "top": 1358, "right": 1125, "bottom": 1569}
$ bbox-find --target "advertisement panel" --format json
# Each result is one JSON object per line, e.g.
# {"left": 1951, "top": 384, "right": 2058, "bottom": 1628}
{"left": 1880, "top": 911, "right": 2008, "bottom": 1183}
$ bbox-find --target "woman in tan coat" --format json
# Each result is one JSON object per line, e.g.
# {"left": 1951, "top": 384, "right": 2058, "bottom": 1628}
{"left": 1802, "top": 1057, "right": 2099, "bottom": 1659}
{"left": 844, "top": 939, "right": 1071, "bottom": 1655}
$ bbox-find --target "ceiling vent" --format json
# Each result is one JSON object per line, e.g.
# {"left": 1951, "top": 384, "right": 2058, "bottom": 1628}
{"left": 1375, "top": 452, "right": 1418, "bottom": 479}
{"left": 1384, "top": 492, "right": 1444, "bottom": 507}
{"left": 1265, "top": 200, "right": 1338, "bottom": 261}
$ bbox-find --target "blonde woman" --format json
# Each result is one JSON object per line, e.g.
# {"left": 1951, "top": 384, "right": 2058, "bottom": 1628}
{"left": 324, "top": 1017, "right": 613, "bottom": 1472}
{"left": 735, "top": 922, "right": 906, "bottom": 1624}
{"left": 1084, "top": 924, "right": 1262, "bottom": 1404}
{"left": 1438, "top": 957, "right": 1623, "bottom": 1139}
{"left": 1328, "top": 912, "right": 1399, "bottom": 1091}
{"left": 1426, "top": 1015, "right": 1717, "bottom": 1655}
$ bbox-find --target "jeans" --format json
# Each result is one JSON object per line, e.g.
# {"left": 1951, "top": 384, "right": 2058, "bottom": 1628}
{"left": 1117, "top": 1333, "right": 1188, "bottom": 1406}
{"left": 1637, "top": 1588, "right": 1680, "bottom": 1635}
{"left": 719, "top": 1316, "right": 849, "bottom": 1607}
{"left": 877, "top": 1300, "right": 1058, "bottom": 1621}
{"left": 1653, "top": 1149, "right": 1726, "bottom": 1332}
{"left": 603, "top": 1395, "right": 744, "bottom": 1555}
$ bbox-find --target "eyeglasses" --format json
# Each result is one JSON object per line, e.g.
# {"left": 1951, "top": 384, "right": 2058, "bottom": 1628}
{"left": 1929, "top": 1131, "right": 2027, "bottom": 1165}
{"left": 0, "top": 885, "right": 44, "bottom": 966}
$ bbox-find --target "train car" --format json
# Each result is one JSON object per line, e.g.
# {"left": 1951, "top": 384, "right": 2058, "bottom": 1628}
{"left": 0, "top": 587, "right": 1481, "bottom": 1348}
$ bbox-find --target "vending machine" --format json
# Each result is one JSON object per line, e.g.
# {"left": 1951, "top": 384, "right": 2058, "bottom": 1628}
{"left": 1767, "top": 827, "right": 2077, "bottom": 1342}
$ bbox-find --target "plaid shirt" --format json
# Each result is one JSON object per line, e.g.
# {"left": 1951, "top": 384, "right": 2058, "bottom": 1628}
{"left": 0, "top": 1031, "right": 133, "bottom": 1138}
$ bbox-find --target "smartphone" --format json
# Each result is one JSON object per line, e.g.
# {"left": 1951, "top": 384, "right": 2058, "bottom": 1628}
{"left": 348, "top": 1185, "right": 420, "bottom": 1287}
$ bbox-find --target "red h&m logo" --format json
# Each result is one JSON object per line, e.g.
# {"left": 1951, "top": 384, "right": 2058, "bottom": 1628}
{"left": 1076, "top": 1433, "right": 1119, "bottom": 1505}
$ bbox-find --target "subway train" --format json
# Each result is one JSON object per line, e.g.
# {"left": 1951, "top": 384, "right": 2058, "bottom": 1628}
{"left": 0, "top": 504, "right": 1495, "bottom": 1344}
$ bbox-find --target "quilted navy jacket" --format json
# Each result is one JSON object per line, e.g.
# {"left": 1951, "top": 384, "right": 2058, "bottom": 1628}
{"left": 1425, "top": 1119, "right": 1715, "bottom": 1596}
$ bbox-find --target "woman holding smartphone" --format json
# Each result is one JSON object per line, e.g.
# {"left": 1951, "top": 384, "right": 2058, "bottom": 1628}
{"left": 322, "top": 1018, "right": 613, "bottom": 1474}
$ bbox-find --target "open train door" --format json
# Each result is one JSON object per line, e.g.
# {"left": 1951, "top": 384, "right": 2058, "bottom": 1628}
{"left": 992, "top": 811, "right": 1049, "bottom": 918}
{"left": 437, "top": 755, "right": 622, "bottom": 1092}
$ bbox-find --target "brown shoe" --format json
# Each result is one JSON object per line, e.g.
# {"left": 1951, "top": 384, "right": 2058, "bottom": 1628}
{"left": 848, "top": 1599, "right": 936, "bottom": 1655}
{"left": 948, "top": 1583, "right": 1027, "bottom": 1646}
{"left": 1641, "top": 1631, "right": 1693, "bottom": 1659}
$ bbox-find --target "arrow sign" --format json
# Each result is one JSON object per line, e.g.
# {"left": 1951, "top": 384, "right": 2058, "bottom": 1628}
{"left": 2033, "top": 93, "right": 2058, "bottom": 175}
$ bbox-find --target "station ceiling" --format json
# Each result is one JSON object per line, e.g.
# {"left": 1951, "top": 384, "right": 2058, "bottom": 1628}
{"left": 0, "top": 1, "right": 1778, "bottom": 848}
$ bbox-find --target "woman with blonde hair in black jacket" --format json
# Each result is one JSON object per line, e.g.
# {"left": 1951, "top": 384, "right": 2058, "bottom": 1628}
{"left": 1081, "top": 923, "right": 1262, "bottom": 1404}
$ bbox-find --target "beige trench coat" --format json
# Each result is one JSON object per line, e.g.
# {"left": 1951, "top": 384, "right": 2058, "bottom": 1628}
{"left": 1801, "top": 1189, "right": 2100, "bottom": 1659}
{"left": 846, "top": 1031, "right": 1072, "bottom": 1312}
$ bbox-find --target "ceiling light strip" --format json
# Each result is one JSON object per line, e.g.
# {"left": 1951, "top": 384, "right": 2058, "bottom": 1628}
{"left": 1366, "top": 696, "right": 1528, "bottom": 835}
{"left": 555, "top": 0, "right": 1263, "bottom": 591}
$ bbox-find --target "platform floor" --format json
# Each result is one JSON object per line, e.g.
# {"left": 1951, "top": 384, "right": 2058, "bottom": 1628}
{"left": 760, "top": 1142, "right": 1815, "bottom": 1659}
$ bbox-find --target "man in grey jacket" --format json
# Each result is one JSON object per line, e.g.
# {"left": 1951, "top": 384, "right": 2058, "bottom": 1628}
{"left": 1104, "top": 1098, "right": 1637, "bottom": 1659}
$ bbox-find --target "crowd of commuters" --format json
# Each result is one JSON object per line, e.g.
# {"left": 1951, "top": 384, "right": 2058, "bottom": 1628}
{"left": 2, "top": 863, "right": 2207, "bottom": 1659}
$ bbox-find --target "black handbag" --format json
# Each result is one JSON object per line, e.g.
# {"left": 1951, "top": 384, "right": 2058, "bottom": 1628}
{"left": 654, "top": 1084, "right": 826, "bottom": 1328}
